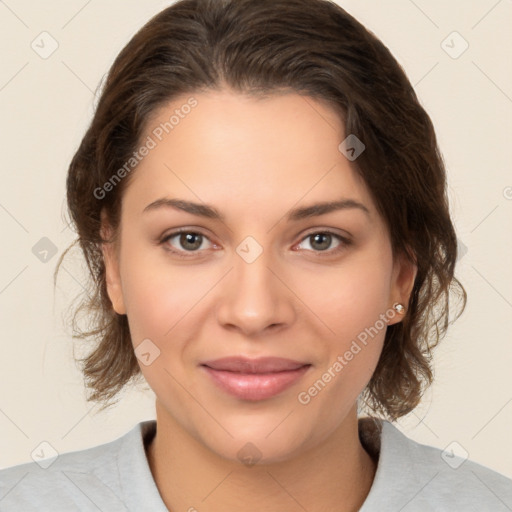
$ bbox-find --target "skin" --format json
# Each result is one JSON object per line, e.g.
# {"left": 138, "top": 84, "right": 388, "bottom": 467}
{"left": 102, "top": 89, "right": 416, "bottom": 512}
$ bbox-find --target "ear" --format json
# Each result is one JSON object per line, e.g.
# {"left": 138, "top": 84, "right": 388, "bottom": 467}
{"left": 388, "top": 249, "right": 417, "bottom": 325}
{"left": 100, "top": 211, "right": 126, "bottom": 315}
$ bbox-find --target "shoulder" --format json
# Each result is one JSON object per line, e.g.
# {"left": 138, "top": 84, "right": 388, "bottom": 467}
{"left": 0, "top": 420, "right": 157, "bottom": 512}
{"left": 359, "top": 417, "right": 512, "bottom": 511}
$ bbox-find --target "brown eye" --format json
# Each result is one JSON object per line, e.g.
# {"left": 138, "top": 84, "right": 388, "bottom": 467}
{"left": 177, "top": 232, "right": 203, "bottom": 251}
{"left": 160, "top": 230, "right": 214, "bottom": 258}
{"left": 296, "top": 231, "right": 351, "bottom": 257}
{"left": 309, "top": 233, "right": 334, "bottom": 251}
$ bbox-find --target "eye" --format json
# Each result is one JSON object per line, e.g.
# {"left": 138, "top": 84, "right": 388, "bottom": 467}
{"left": 160, "top": 229, "right": 215, "bottom": 258}
{"left": 159, "top": 228, "right": 351, "bottom": 259}
{"left": 295, "top": 231, "right": 351, "bottom": 256}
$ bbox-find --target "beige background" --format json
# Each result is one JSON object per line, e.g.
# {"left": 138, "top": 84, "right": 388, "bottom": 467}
{"left": 0, "top": 0, "right": 511, "bottom": 478}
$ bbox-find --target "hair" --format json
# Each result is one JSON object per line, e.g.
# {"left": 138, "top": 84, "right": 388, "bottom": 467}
{"left": 55, "top": 0, "right": 466, "bottom": 420}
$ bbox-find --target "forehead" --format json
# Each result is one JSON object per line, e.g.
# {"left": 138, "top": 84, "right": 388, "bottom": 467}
{"left": 121, "top": 89, "right": 376, "bottom": 222}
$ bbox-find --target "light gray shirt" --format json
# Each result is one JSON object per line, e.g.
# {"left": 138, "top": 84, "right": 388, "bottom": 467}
{"left": 1, "top": 418, "right": 511, "bottom": 511}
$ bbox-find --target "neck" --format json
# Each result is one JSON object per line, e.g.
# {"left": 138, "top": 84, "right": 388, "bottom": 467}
{"left": 146, "top": 402, "right": 377, "bottom": 512}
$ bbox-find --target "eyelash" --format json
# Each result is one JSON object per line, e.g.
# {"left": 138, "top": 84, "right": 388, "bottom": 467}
{"left": 159, "top": 228, "right": 352, "bottom": 259}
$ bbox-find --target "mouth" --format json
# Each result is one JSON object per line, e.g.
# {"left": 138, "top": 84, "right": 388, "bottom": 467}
{"left": 200, "top": 356, "right": 312, "bottom": 401}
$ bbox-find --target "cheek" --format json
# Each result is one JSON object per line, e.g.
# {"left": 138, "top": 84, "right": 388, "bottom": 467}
{"left": 299, "top": 250, "right": 393, "bottom": 340}
{"left": 120, "top": 231, "right": 215, "bottom": 332}
{"left": 122, "top": 274, "right": 179, "bottom": 343}
{"left": 118, "top": 241, "right": 213, "bottom": 345}
{"left": 295, "top": 259, "right": 391, "bottom": 435}
{"left": 292, "top": 247, "right": 392, "bottom": 406}
{"left": 119, "top": 255, "right": 211, "bottom": 402}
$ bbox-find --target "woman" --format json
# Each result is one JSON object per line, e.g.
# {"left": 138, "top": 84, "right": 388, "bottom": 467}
{"left": 1, "top": 0, "right": 511, "bottom": 510}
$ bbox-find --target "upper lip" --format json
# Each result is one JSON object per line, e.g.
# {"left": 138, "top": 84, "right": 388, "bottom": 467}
{"left": 201, "top": 356, "right": 310, "bottom": 373}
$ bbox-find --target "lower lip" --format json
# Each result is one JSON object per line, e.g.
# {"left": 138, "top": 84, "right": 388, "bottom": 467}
{"left": 201, "top": 365, "right": 311, "bottom": 401}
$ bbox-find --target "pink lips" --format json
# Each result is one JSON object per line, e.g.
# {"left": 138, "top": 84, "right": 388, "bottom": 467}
{"left": 201, "top": 356, "right": 311, "bottom": 401}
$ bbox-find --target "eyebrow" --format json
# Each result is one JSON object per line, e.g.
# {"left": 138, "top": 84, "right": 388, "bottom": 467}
{"left": 142, "top": 197, "right": 370, "bottom": 221}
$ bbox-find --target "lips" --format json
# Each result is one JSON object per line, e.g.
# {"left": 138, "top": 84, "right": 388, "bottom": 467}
{"left": 201, "top": 356, "right": 311, "bottom": 401}
{"left": 202, "top": 356, "right": 308, "bottom": 373}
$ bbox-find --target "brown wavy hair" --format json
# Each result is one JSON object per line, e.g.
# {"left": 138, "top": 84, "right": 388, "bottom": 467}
{"left": 55, "top": 0, "right": 466, "bottom": 420}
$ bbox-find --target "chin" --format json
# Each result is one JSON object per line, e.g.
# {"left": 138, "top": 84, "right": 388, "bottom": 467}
{"left": 196, "top": 410, "right": 326, "bottom": 466}
{"left": 208, "top": 433, "right": 307, "bottom": 467}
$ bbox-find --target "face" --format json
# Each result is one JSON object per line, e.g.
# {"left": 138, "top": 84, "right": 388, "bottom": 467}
{"left": 102, "top": 89, "right": 415, "bottom": 463}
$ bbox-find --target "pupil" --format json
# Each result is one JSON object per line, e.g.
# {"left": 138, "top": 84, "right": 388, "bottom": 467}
{"left": 181, "top": 233, "right": 201, "bottom": 250}
{"left": 312, "top": 233, "right": 330, "bottom": 251}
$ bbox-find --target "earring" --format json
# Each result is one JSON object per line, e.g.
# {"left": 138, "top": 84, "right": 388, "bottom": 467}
{"left": 393, "top": 303, "right": 406, "bottom": 314}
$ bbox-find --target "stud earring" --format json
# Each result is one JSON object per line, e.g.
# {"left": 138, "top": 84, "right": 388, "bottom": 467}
{"left": 393, "top": 303, "right": 406, "bottom": 314}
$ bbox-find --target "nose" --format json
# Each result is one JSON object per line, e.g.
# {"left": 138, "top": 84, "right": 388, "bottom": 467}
{"left": 215, "top": 246, "right": 296, "bottom": 337}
